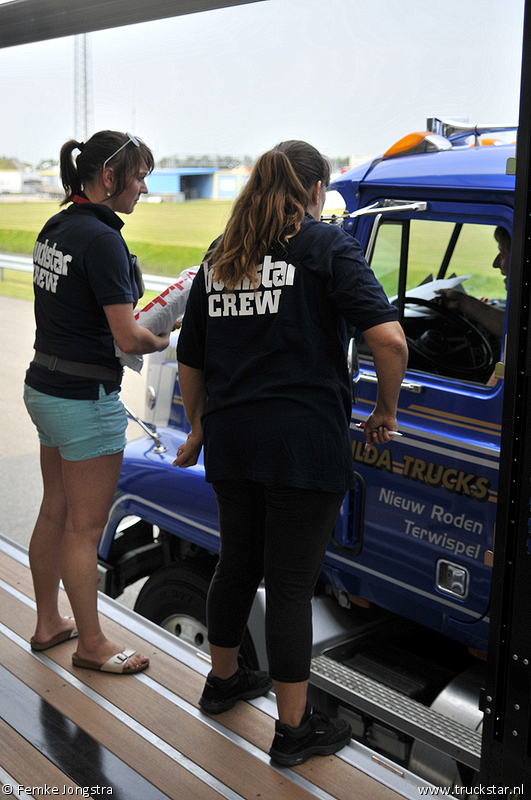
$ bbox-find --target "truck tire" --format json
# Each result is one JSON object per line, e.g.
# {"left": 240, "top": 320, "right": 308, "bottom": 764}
{"left": 134, "top": 561, "right": 259, "bottom": 669}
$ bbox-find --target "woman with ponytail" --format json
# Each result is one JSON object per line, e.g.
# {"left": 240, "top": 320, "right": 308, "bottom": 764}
{"left": 175, "top": 140, "right": 408, "bottom": 764}
{"left": 24, "top": 131, "right": 170, "bottom": 674}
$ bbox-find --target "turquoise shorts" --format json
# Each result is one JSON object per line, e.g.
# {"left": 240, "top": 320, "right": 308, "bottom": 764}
{"left": 23, "top": 383, "right": 128, "bottom": 462}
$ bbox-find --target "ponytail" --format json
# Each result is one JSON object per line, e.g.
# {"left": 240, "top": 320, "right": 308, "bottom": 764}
{"left": 59, "top": 140, "right": 84, "bottom": 205}
{"left": 209, "top": 141, "right": 330, "bottom": 291}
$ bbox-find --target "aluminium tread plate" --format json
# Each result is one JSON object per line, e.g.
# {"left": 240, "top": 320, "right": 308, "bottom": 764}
{"left": 310, "top": 654, "right": 481, "bottom": 771}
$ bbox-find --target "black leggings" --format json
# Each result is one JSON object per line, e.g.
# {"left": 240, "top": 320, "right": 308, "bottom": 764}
{"left": 208, "top": 480, "right": 345, "bottom": 683}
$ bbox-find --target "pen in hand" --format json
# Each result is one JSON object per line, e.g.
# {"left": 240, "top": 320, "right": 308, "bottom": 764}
{"left": 355, "top": 422, "right": 402, "bottom": 436}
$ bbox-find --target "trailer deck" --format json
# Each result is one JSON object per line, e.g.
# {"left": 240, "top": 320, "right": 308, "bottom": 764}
{"left": 0, "top": 533, "right": 429, "bottom": 800}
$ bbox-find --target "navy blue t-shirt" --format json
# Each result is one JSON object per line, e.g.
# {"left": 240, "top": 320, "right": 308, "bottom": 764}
{"left": 25, "top": 202, "right": 139, "bottom": 399}
{"left": 177, "top": 215, "right": 399, "bottom": 493}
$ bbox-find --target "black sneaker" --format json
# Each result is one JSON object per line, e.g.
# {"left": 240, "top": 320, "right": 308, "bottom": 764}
{"left": 269, "top": 704, "right": 352, "bottom": 766}
{"left": 199, "top": 657, "right": 272, "bottom": 714}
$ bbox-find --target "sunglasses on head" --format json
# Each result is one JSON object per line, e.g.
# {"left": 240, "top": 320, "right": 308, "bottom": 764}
{"left": 103, "top": 132, "right": 140, "bottom": 170}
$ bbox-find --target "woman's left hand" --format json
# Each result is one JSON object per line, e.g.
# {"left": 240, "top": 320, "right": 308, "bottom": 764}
{"left": 173, "top": 432, "right": 203, "bottom": 468}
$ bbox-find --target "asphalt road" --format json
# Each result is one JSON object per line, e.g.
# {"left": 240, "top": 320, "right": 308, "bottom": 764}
{"left": 0, "top": 294, "right": 149, "bottom": 606}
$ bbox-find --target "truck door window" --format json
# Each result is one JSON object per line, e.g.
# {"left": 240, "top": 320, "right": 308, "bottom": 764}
{"left": 446, "top": 223, "right": 507, "bottom": 299}
{"left": 365, "top": 219, "right": 506, "bottom": 384}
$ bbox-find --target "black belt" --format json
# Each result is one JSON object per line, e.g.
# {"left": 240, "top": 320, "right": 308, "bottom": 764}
{"left": 33, "top": 351, "right": 122, "bottom": 384}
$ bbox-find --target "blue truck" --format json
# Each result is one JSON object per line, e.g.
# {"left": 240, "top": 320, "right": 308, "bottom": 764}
{"left": 98, "top": 118, "right": 517, "bottom": 788}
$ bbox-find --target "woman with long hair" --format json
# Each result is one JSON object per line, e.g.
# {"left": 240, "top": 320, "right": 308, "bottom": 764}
{"left": 25, "top": 130, "right": 170, "bottom": 674}
{"left": 175, "top": 140, "right": 408, "bottom": 763}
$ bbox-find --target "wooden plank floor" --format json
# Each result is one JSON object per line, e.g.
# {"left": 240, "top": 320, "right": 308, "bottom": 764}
{"left": 0, "top": 535, "right": 423, "bottom": 800}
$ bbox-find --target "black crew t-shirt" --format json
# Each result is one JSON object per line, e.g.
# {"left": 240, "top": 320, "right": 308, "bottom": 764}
{"left": 25, "top": 202, "right": 139, "bottom": 399}
{"left": 177, "top": 215, "right": 399, "bottom": 494}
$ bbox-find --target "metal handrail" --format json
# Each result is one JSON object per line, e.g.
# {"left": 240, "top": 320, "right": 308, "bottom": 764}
{"left": 0, "top": 252, "right": 177, "bottom": 291}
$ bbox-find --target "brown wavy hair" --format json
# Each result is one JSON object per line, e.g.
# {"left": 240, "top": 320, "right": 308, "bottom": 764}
{"left": 60, "top": 130, "right": 154, "bottom": 206}
{"left": 209, "top": 140, "right": 330, "bottom": 291}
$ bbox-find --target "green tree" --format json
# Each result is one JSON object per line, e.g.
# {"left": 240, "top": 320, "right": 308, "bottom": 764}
{"left": 0, "top": 157, "right": 17, "bottom": 170}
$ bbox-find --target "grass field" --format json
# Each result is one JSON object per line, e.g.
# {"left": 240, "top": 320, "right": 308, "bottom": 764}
{"left": 0, "top": 199, "right": 234, "bottom": 302}
{"left": 371, "top": 219, "right": 505, "bottom": 299}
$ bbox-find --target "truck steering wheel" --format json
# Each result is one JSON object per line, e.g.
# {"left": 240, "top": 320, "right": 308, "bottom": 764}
{"left": 402, "top": 296, "right": 496, "bottom": 379}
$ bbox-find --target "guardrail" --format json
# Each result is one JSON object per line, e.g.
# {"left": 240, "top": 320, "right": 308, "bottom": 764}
{"left": 0, "top": 253, "right": 177, "bottom": 292}
{"left": 0, "top": 253, "right": 33, "bottom": 275}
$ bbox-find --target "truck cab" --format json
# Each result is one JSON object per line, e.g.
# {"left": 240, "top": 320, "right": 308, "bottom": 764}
{"left": 323, "top": 120, "right": 515, "bottom": 650}
{"left": 98, "top": 118, "right": 517, "bottom": 788}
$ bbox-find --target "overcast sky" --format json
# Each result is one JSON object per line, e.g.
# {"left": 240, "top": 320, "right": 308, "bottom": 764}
{"left": 0, "top": 0, "right": 525, "bottom": 165}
